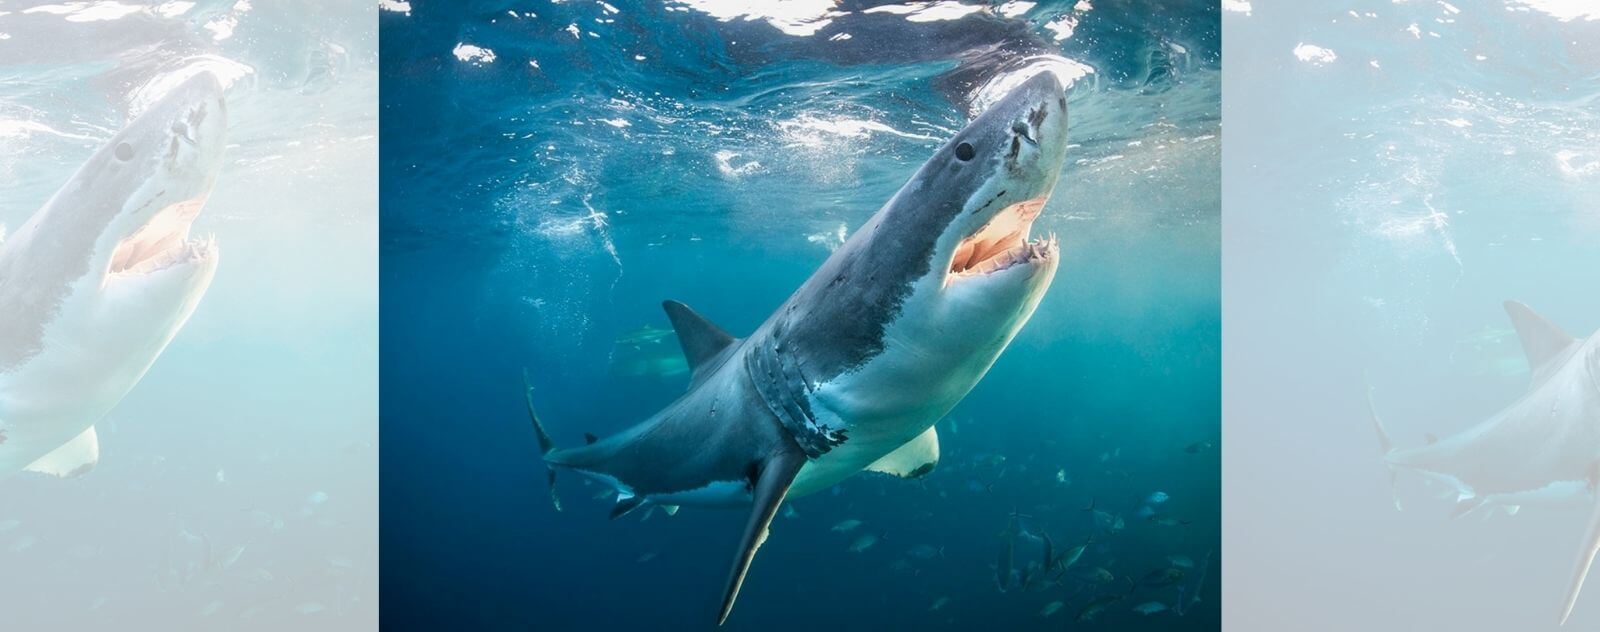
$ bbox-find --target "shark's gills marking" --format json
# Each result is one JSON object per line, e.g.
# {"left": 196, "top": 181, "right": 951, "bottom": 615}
{"left": 745, "top": 335, "right": 844, "bottom": 458}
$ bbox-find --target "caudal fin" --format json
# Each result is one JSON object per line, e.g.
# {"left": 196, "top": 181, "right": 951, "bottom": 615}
{"left": 1366, "top": 379, "right": 1402, "bottom": 511}
{"left": 523, "top": 368, "right": 562, "bottom": 512}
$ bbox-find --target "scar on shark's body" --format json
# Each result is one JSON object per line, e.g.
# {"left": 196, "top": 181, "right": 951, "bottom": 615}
{"left": 523, "top": 73, "right": 1072, "bottom": 624}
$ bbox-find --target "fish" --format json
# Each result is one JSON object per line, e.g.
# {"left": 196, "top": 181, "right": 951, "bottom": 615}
{"left": 1185, "top": 440, "right": 1214, "bottom": 454}
{"left": 610, "top": 324, "right": 690, "bottom": 379}
{"left": 1133, "top": 601, "right": 1169, "bottom": 615}
{"left": 848, "top": 533, "right": 881, "bottom": 553}
{"left": 1138, "top": 567, "right": 1186, "bottom": 588}
{"left": 1077, "top": 594, "right": 1122, "bottom": 621}
{"left": 929, "top": 596, "right": 950, "bottom": 611}
{"left": 524, "top": 73, "right": 1071, "bottom": 624}
{"left": 1077, "top": 566, "right": 1114, "bottom": 584}
{"left": 1369, "top": 302, "right": 1600, "bottom": 623}
{"left": 1039, "top": 600, "right": 1064, "bottom": 617}
{"left": 1147, "top": 491, "right": 1170, "bottom": 504}
{"left": 907, "top": 544, "right": 944, "bottom": 559}
{"left": 830, "top": 519, "right": 863, "bottom": 532}
{"left": 0, "top": 73, "right": 228, "bottom": 481}
{"left": 9, "top": 535, "right": 37, "bottom": 553}
{"left": 1058, "top": 536, "right": 1091, "bottom": 571}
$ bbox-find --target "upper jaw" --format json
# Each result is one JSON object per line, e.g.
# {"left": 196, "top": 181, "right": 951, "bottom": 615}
{"left": 944, "top": 198, "right": 1058, "bottom": 285}
{"left": 106, "top": 197, "right": 216, "bottom": 280}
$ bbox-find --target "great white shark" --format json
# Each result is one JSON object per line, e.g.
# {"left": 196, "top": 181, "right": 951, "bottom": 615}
{"left": 524, "top": 72, "right": 1069, "bottom": 624}
{"left": 0, "top": 73, "right": 227, "bottom": 481}
{"left": 1371, "top": 301, "right": 1600, "bottom": 625}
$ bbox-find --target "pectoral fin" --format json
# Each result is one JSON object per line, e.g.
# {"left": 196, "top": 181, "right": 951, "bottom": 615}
{"left": 717, "top": 446, "right": 805, "bottom": 626}
{"left": 25, "top": 426, "right": 99, "bottom": 478}
{"left": 1559, "top": 466, "right": 1600, "bottom": 625}
{"left": 865, "top": 426, "right": 940, "bottom": 479}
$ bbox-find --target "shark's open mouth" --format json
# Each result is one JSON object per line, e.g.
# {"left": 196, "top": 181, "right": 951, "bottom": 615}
{"left": 107, "top": 198, "right": 216, "bottom": 277}
{"left": 948, "top": 199, "right": 1057, "bottom": 279}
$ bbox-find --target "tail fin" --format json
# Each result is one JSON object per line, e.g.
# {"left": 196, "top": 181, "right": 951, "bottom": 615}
{"left": 1366, "top": 378, "right": 1401, "bottom": 511}
{"left": 523, "top": 368, "right": 562, "bottom": 512}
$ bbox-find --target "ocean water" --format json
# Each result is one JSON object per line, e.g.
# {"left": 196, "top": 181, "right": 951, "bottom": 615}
{"left": 1226, "top": 1, "right": 1600, "bottom": 630}
{"left": 0, "top": 2, "right": 378, "bottom": 628}
{"left": 381, "top": 1, "right": 1218, "bottom": 629}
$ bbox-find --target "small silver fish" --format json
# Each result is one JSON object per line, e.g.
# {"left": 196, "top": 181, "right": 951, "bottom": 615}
{"left": 1040, "top": 600, "right": 1064, "bottom": 617}
{"left": 1133, "top": 601, "right": 1169, "bottom": 615}
{"left": 848, "top": 533, "right": 879, "bottom": 553}
{"left": 831, "top": 519, "right": 863, "bottom": 532}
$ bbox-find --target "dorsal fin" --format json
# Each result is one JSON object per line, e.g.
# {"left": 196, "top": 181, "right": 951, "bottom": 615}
{"left": 1504, "top": 301, "right": 1576, "bottom": 378}
{"left": 662, "top": 300, "right": 736, "bottom": 377}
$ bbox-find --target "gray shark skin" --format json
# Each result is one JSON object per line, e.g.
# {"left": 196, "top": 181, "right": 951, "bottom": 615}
{"left": 1371, "top": 301, "right": 1600, "bottom": 625}
{"left": 0, "top": 73, "right": 227, "bottom": 481}
{"left": 525, "top": 72, "right": 1070, "bottom": 624}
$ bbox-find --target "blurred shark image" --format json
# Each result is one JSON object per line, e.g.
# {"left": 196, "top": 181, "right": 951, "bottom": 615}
{"left": 0, "top": 73, "right": 227, "bottom": 481}
{"left": 1372, "top": 301, "right": 1600, "bottom": 624}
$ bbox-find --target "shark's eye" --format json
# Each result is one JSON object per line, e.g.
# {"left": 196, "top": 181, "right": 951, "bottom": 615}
{"left": 114, "top": 142, "right": 134, "bottom": 161}
{"left": 955, "top": 142, "right": 975, "bottom": 161}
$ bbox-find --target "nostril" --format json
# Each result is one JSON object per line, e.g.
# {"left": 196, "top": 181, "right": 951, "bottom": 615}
{"left": 1011, "top": 121, "right": 1038, "bottom": 147}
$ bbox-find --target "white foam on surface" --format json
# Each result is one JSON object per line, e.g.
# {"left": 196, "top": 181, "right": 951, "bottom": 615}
{"left": 777, "top": 115, "right": 938, "bottom": 148}
{"left": 671, "top": 0, "right": 843, "bottom": 36}
{"left": 1509, "top": 0, "right": 1600, "bottom": 21}
{"left": 968, "top": 55, "right": 1094, "bottom": 117}
{"left": 127, "top": 56, "right": 255, "bottom": 118}
{"left": 1045, "top": 13, "right": 1078, "bottom": 40}
{"left": 23, "top": 1, "right": 143, "bottom": 22}
{"left": 863, "top": 1, "right": 986, "bottom": 23}
{"left": 1293, "top": 43, "right": 1338, "bottom": 65}
{"left": 453, "top": 43, "right": 497, "bottom": 65}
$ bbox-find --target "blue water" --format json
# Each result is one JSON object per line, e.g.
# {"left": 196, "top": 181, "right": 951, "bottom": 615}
{"left": 1225, "top": 2, "right": 1600, "bottom": 630}
{"left": 0, "top": 1, "right": 377, "bottom": 628}
{"left": 381, "top": 1, "right": 1218, "bottom": 629}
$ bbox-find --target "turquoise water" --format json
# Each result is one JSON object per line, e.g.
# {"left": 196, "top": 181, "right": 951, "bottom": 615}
{"left": 0, "top": 2, "right": 377, "bottom": 628}
{"left": 1226, "top": 1, "right": 1600, "bottom": 629}
{"left": 380, "top": 0, "right": 1218, "bottom": 629}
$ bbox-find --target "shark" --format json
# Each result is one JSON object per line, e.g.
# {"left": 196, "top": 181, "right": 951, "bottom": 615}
{"left": 0, "top": 72, "right": 227, "bottom": 481}
{"left": 524, "top": 72, "right": 1070, "bottom": 624}
{"left": 1370, "top": 301, "right": 1600, "bottom": 625}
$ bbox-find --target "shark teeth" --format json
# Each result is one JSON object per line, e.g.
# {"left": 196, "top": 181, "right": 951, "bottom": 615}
{"left": 952, "top": 233, "right": 1057, "bottom": 278}
{"left": 110, "top": 233, "right": 218, "bottom": 278}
